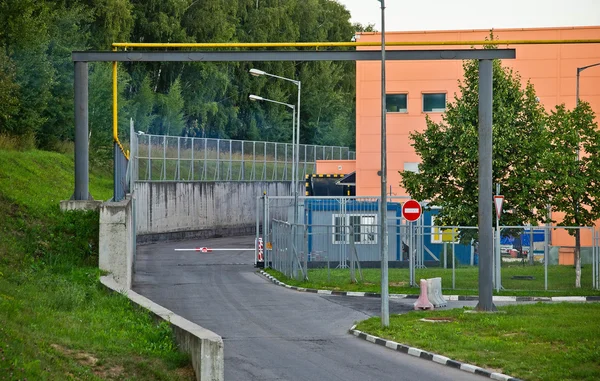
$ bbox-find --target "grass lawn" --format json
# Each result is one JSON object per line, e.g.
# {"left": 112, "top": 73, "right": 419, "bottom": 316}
{"left": 265, "top": 264, "right": 600, "bottom": 297}
{"left": 355, "top": 303, "right": 600, "bottom": 381}
{"left": 0, "top": 149, "right": 194, "bottom": 380}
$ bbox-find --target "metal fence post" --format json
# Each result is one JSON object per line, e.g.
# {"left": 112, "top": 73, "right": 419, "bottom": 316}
{"left": 228, "top": 140, "right": 232, "bottom": 181}
{"left": 162, "top": 135, "right": 166, "bottom": 180}
{"left": 216, "top": 139, "right": 220, "bottom": 181}
{"left": 176, "top": 137, "right": 181, "bottom": 181}
{"left": 190, "top": 138, "right": 194, "bottom": 180}
{"left": 452, "top": 239, "right": 456, "bottom": 289}
{"left": 203, "top": 139, "right": 207, "bottom": 181}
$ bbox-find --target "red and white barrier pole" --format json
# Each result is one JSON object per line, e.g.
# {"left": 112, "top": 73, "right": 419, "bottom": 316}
{"left": 174, "top": 247, "right": 255, "bottom": 253}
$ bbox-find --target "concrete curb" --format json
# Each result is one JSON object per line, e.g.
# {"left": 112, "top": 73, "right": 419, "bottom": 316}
{"left": 258, "top": 271, "right": 600, "bottom": 302}
{"left": 100, "top": 276, "right": 224, "bottom": 381}
{"left": 348, "top": 325, "right": 523, "bottom": 381}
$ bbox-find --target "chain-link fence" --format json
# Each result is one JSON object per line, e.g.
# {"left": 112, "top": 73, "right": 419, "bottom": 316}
{"left": 131, "top": 133, "right": 355, "bottom": 182}
{"left": 261, "top": 196, "right": 600, "bottom": 294}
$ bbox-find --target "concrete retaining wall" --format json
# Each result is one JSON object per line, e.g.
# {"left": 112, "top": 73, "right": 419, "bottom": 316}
{"left": 134, "top": 181, "right": 295, "bottom": 240}
{"left": 99, "top": 197, "right": 224, "bottom": 380}
{"left": 101, "top": 276, "right": 224, "bottom": 381}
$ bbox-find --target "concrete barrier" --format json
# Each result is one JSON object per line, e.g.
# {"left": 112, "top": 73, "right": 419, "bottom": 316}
{"left": 427, "top": 277, "right": 447, "bottom": 308}
{"left": 99, "top": 198, "right": 134, "bottom": 289}
{"left": 99, "top": 196, "right": 225, "bottom": 380}
{"left": 101, "top": 276, "right": 224, "bottom": 381}
{"left": 414, "top": 279, "right": 434, "bottom": 310}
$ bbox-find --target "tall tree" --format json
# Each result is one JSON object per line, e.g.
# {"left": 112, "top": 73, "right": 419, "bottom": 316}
{"left": 400, "top": 57, "right": 549, "bottom": 239}
{"left": 130, "top": 75, "right": 156, "bottom": 134}
{"left": 542, "top": 101, "right": 600, "bottom": 288}
{"left": 0, "top": 50, "right": 20, "bottom": 132}
{"left": 158, "top": 78, "right": 185, "bottom": 136}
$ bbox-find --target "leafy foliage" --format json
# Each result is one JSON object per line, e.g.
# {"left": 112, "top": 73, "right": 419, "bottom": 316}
{"left": 400, "top": 57, "right": 549, "bottom": 236}
{"left": 542, "top": 101, "right": 600, "bottom": 287}
{"left": 0, "top": 0, "right": 360, "bottom": 150}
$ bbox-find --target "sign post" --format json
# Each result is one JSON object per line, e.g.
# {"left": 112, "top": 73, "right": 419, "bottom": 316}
{"left": 403, "top": 200, "right": 422, "bottom": 286}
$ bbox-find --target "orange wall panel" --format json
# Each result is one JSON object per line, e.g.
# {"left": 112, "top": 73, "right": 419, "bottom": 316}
{"left": 315, "top": 160, "right": 356, "bottom": 175}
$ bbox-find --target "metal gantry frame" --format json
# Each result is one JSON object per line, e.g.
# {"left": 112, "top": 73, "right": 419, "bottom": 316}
{"left": 72, "top": 42, "right": 527, "bottom": 314}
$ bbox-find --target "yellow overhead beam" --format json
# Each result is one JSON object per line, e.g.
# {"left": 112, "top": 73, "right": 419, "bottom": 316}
{"left": 112, "top": 39, "right": 600, "bottom": 49}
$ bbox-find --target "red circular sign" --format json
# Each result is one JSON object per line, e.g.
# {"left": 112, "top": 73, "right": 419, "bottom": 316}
{"left": 402, "top": 200, "right": 422, "bottom": 222}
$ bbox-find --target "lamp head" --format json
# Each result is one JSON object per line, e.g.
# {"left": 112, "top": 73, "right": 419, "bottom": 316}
{"left": 249, "top": 94, "right": 263, "bottom": 101}
{"left": 249, "top": 68, "right": 266, "bottom": 77}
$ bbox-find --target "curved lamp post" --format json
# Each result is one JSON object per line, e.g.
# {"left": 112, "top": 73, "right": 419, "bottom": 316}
{"left": 249, "top": 69, "right": 301, "bottom": 229}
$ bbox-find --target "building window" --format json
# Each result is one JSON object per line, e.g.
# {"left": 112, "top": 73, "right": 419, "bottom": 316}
{"left": 403, "top": 162, "right": 420, "bottom": 174}
{"left": 422, "top": 93, "right": 446, "bottom": 112}
{"left": 332, "top": 214, "right": 377, "bottom": 244}
{"left": 386, "top": 94, "right": 408, "bottom": 113}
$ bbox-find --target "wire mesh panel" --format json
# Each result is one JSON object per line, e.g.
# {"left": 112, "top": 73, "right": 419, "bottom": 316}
{"left": 113, "top": 143, "right": 129, "bottom": 202}
{"left": 133, "top": 134, "right": 355, "bottom": 182}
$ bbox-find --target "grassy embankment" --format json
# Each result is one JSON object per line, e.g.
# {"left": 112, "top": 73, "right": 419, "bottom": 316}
{"left": 0, "top": 148, "right": 194, "bottom": 380}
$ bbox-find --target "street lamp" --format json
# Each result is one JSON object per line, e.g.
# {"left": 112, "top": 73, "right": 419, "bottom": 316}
{"left": 248, "top": 95, "right": 296, "bottom": 134}
{"left": 249, "top": 69, "right": 301, "bottom": 228}
{"left": 576, "top": 62, "right": 600, "bottom": 160}
{"left": 248, "top": 93, "right": 296, "bottom": 195}
{"left": 249, "top": 69, "right": 301, "bottom": 193}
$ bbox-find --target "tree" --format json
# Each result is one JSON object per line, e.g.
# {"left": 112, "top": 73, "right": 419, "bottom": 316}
{"left": 400, "top": 57, "right": 550, "bottom": 240}
{"left": 0, "top": 51, "right": 20, "bottom": 132}
{"left": 158, "top": 78, "right": 185, "bottom": 136}
{"left": 542, "top": 101, "right": 600, "bottom": 288}
{"left": 130, "top": 75, "right": 156, "bottom": 133}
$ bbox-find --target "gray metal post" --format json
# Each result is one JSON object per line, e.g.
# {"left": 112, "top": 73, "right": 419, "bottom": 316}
{"left": 545, "top": 204, "right": 550, "bottom": 290}
{"left": 252, "top": 142, "right": 256, "bottom": 180}
{"left": 177, "top": 137, "right": 181, "bottom": 180}
{"left": 203, "top": 139, "right": 207, "bottom": 181}
{"left": 379, "top": 0, "right": 389, "bottom": 327}
{"left": 228, "top": 140, "right": 232, "bottom": 181}
{"left": 162, "top": 136, "right": 166, "bottom": 180}
{"left": 190, "top": 138, "right": 194, "bottom": 181}
{"left": 409, "top": 223, "right": 414, "bottom": 286}
{"left": 492, "top": 230, "right": 496, "bottom": 289}
{"left": 444, "top": 242, "right": 447, "bottom": 269}
{"left": 73, "top": 61, "right": 90, "bottom": 200}
{"left": 544, "top": 222, "right": 549, "bottom": 291}
{"left": 273, "top": 143, "right": 277, "bottom": 180}
{"left": 350, "top": 221, "right": 356, "bottom": 283}
{"left": 263, "top": 192, "right": 268, "bottom": 266}
{"left": 148, "top": 138, "right": 152, "bottom": 180}
{"left": 241, "top": 142, "right": 245, "bottom": 180}
{"left": 495, "top": 184, "right": 502, "bottom": 292}
{"left": 256, "top": 195, "right": 260, "bottom": 266}
{"left": 216, "top": 139, "right": 220, "bottom": 180}
{"left": 529, "top": 224, "right": 534, "bottom": 265}
{"left": 476, "top": 59, "right": 497, "bottom": 311}
{"left": 592, "top": 230, "right": 596, "bottom": 290}
{"left": 304, "top": 224, "right": 308, "bottom": 280}
{"left": 452, "top": 240, "right": 456, "bottom": 289}
{"left": 263, "top": 142, "right": 267, "bottom": 181}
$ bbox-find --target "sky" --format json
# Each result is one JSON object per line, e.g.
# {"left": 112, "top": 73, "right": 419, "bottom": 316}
{"left": 336, "top": 0, "right": 600, "bottom": 33}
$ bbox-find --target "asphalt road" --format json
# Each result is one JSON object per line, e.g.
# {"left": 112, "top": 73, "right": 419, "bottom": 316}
{"left": 133, "top": 235, "right": 485, "bottom": 381}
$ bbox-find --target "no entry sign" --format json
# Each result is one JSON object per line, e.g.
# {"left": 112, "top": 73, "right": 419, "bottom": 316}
{"left": 402, "top": 200, "right": 422, "bottom": 222}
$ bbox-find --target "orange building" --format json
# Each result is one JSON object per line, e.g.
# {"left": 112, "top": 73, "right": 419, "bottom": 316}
{"left": 319, "top": 26, "right": 600, "bottom": 256}
{"left": 354, "top": 26, "right": 600, "bottom": 197}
